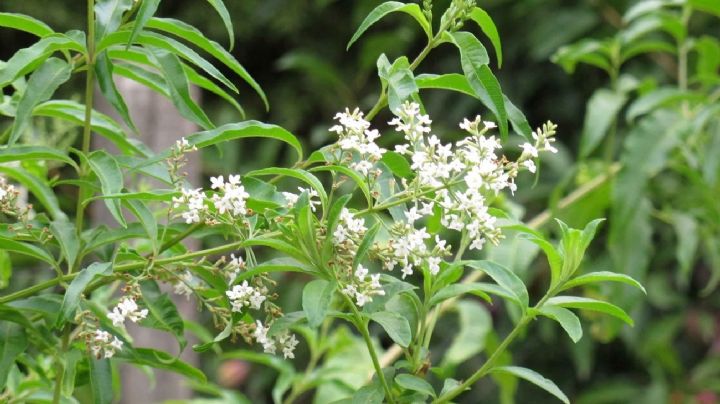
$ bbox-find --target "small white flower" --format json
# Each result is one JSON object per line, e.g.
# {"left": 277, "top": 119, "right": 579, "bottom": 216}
{"left": 522, "top": 159, "right": 537, "bottom": 173}
{"left": 521, "top": 143, "right": 538, "bottom": 158}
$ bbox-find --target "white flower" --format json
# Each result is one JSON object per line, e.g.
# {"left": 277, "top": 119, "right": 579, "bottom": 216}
{"left": 172, "top": 188, "right": 206, "bottom": 224}
{"left": 253, "top": 320, "right": 276, "bottom": 355}
{"left": 428, "top": 257, "right": 442, "bottom": 276}
{"left": 107, "top": 296, "right": 148, "bottom": 327}
{"left": 282, "top": 187, "right": 321, "bottom": 212}
{"left": 333, "top": 208, "right": 366, "bottom": 244}
{"left": 522, "top": 159, "right": 537, "bottom": 173}
{"left": 91, "top": 329, "right": 122, "bottom": 358}
{"left": 211, "top": 175, "right": 250, "bottom": 217}
{"left": 521, "top": 142, "right": 538, "bottom": 158}
{"left": 173, "top": 271, "right": 195, "bottom": 299}
{"left": 226, "top": 281, "right": 266, "bottom": 312}
{"left": 277, "top": 332, "right": 299, "bottom": 359}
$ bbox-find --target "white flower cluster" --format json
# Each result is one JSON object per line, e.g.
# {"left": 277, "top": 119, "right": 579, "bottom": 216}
{"left": 253, "top": 320, "right": 299, "bottom": 359}
{"left": 341, "top": 264, "right": 385, "bottom": 306}
{"left": 519, "top": 121, "right": 559, "bottom": 173}
{"left": 225, "top": 281, "right": 267, "bottom": 313}
{"left": 330, "top": 108, "right": 387, "bottom": 175}
{"left": 0, "top": 175, "right": 22, "bottom": 216}
{"left": 225, "top": 253, "right": 245, "bottom": 284}
{"left": 171, "top": 174, "right": 250, "bottom": 224}
{"left": 282, "top": 187, "right": 321, "bottom": 212}
{"left": 172, "top": 271, "right": 195, "bottom": 299}
{"left": 0, "top": 176, "right": 16, "bottom": 202}
{"left": 89, "top": 329, "right": 123, "bottom": 359}
{"left": 333, "top": 208, "right": 367, "bottom": 244}
{"left": 386, "top": 224, "right": 451, "bottom": 279}
{"left": 107, "top": 296, "right": 149, "bottom": 327}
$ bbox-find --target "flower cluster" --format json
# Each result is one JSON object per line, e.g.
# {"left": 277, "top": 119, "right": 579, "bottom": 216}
{"left": 167, "top": 137, "right": 197, "bottom": 184}
{"left": 253, "top": 320, "right": 300, "bottom": 359}
{"left": 172, "top": 271, "right": 196, "bottom": 299}
{"left": 107, "top": 296, "right": 149, "bottom": 327}
{"left": 171, "top": 174, "right": 250, "bottom": 224}
{"left": 89, "top": 329, "right": 124, "bottom": 359}
{"left": 386, "top": 223, "right": 451, "bottom": 279}
{"left": 330, "top": 108, "right": 387, "bottom": 176}
{"left": 226, "top": 281, "right": 268, "bottom": 313}
{"left": 224, "top": 253, "right": 246, "bottom": 284}
{"left": 341, "top": 264, "right": 385, "bottom": 306}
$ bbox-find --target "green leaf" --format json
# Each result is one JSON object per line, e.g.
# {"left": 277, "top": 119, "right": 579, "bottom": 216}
{"left": 116, "top": 347, "right": 206, "bottom": 382}
{"left": 127, "top": 0, "right": 160, "bottom": 48}
{"left": 0, "top": 12, "right": 54, "bottom": 37}
{"left": 347, "top": 1, "right": 431, "bottom": 50}
{"left": 302, "top": 279, "right": 336, "bottom": 328}
{"left": 140, "top": 280, "right": 186, "bottom": 350}
{"left": 144, "top": 18, "right": 267, "bottom": 109}
{"left": 395, "top": 374, "right": 436, "bottom": 398}
{"left": 0, "top": 322, "right": 28, "bottom": 390}
{"left": 148, "top": 46, "right": 214, "bottom": 130}
{"left": 463, "top": 260, "right": 529, "bottom": 310}
{"left": 428, "top": 282, "right": 493, "bottom": 306}
{"left": 94, "top": 0, "right": 133, "bottom": 41}
{"left": 446, "top": 31, "right": 508, "bottom": 138}
{"left": 192, "top": 321, "right": 232, "bottom": 353}
{"left": 88, "top": 357, "right": 114, "bottom": 404}
{"left": 125, "top": 199, "right": 158, "bottom": 252}
{"left": 0, "top": 166, "right": 67, "bottom": 221}
{"left": 0, "top": 251, "right": 10, "bottom": 290}
{"left": 552, "top": 39, "right": 612, "bottom": 74}
{"left": 186, "top": 121, "right": 303, "bottom": 163}
{"left": 580, "top": 89, "right": 627, "bottom": 158}
{"left": 353, "top": 222, "right": 381, "bottom": 271}
{"left": 9, "top": 57, "right": 72, "bottom": 145}
{"left": 322, "top": 194, "right": 352, "bottom": 262}
{"left": 353, "top": 382, "right": 385, "bottom": 404}
{"left": 242, "top": 238, "right": 308, "bottom": 264}
{"left": 34, "top": 100, "right": 148, "bottom": 157}
{"left": 58, "top": 262, "right": 113, "bottom": 324}
{"left": 377, "top": 54, "right": 418, "bottom": 113}
{"left": 626, "top": 88, "right": 699, "bottom": 122}
{"left": 50, "top": 221, "right": 80, "bottom": 269}
{"left": 691, "top": 0, "right": 720, "bottom": 17}
{"left": 546, "top": 296, "right": 634, "bottom": 326}
{"left": 491, "top": 366, "right": 569, "bottom": 404}
{"left": 469, "top": 7, "right": 503, "bottom": 68}
{"left": 204, "top": 0, "right": 234, "bottom": 49}
{"left": 522, "top": 236, "right": 562, "bottom": 287}
{"left": 0, "top": 34, "right": 84, "bottom": 87}
{"left": 672, "top": 212, "right": 699, "bottom": 287}
{"left": 444, "top": 300, "right": 491, "bottom": 365}
{"left": 537, "top": 304, "right": 583, "bottom": 343}
{"left": 309, "top": 165, "right": 373, "bottom": 207}
{"left": 370, "top": 311, "right": 411, "bottom": 347}
{"left": 88, "top": 150, "right": 126, "bottom": 227}
{"left": 0, "top": 236, "right": 55, "bottom": 264}
{"left": 380, "top": 151, "right": 413, "bottom": 179}
{"left": 0, "top": 145, "right": 78, "bottom": 170}
{"left": 247, "top": 167, "right": 327, "bottom": 212}
{"left": 561, "top": 271, "right": 646, "bottom": 294}
{"left": 95, "top": 51, "right": 136, "bottom": 131}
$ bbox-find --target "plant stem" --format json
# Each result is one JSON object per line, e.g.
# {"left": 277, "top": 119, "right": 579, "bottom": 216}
{"left": 52, "top": 325, "right": 71, "bottom": 404}
{"left": 74, "top": 0, "right": 96, "bottom": 250}
{"left": 348, "top": 299, "right": 395, "bottom": 403}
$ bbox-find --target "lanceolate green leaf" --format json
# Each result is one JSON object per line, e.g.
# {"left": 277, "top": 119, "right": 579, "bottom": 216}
{"left": 537, "top": 304, "right": 583, "bottom": 343}
{"left": 88, "top": 150, "right": 126, "bottom": 227}
{"left": 428, "top": 282, "right": 493, "bottom": 306}
{"left": 0, "top": 145, "right": 78, "bottom": 170}
{"left": 347, "top": 1, "right": 431, "bottom": 50}
{"left": 205, "top": 0, "right": 235, "bottom": 50}
{"left": 561, "top": 271, "right": 646, "bottom": 294}
{"left": 546, "top": 296, "right": 634, "bottom": 325}
{"left": 58, "top": 262, "right": 113, "bottom": 324}
{"left": 370, "top": 311, "right": 411, "bottom": 347}
{"left": 353, "top": 222, "right": 381, "bottom": 271}
{"left": 395, "top": 374, "right": 436, "bottom": 398}
{"left": 0, "top": 236, "right": 55, "bottom": 264}
{"left": 88, "top": 357, "right": 113, "bottom": 404}
{"left": 95, "top": 51, "right": 136, "bottom": 132}
{"left": 140, "top": 280, "right": 186, "bottom": 350}
{"left": 446, "top": 32, "right": 509, "bottom": 138}
{"left": 185, "top": 121, "right": 303, "bottom": 163}
{"left": 116, "top": 347, "right": 206, "bottom": 382}
{"left": 33, "top": 100, "right": 148, "bottom": 157}
{"left": 247, "top": 167, "right": 327, "bottom": 212}
{"left": 580, "top": 88, "right": 627, "bottom": 158}
{"left": 0, "top": 12, "right": 54, "bottom": 37}
{"left": 50, "top": 221, "right": 80, "bottom": 269}
{"left": 94, "top": 0, "right": 133, "bottom": 41}
{"left": 309, "top": 165, "right": 373, "bottom": 207}
{"left": 127, "top": 0, "right": 160, "bottom": 48}
{"left": 469, "top": 7, "right": 503, "bottom": 68}
{"left": 444, "top": 300, "right": 491, "bottom": 365}
{"left": 0, "top": 322, "right": 28, "bottom": 390}
{"left": 464, "top": 260, "right": 529, "bottom": 310}
{"left": 0, "top": 166, "right": 67, "bottom": 221}
{"left": 124, "top": 199, "right": 158, "bottom": 251}
{"left": 9, "top": 57, "right": 72, "bottom": 145}
{"left": 0, "top": 34, "right": 84, "bottom": 87}
{"left": 491, "top": 366, "right": 570, "bottom": 404}
{"left": 144, "top": 18, "right": 267, "bottom": 108}
{"left": 302, "top": 279, "right": 335, "bottom": 328}
{"left": 148, "top": 47, "right": 214, "bottom": 130}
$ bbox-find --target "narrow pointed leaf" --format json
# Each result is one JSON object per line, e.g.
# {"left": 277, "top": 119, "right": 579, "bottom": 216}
{"left": 58, "top": 262, "right": 113, "bottom": 324}
{"left": 491, "top": 366, "right": 570, "bottom": 404}
{"left": 395, "top": 374, "right": 436, "bottom": 397}
{"left": 88, "top": 357, "right": 113, "bottom": 404}
{"left": 9, "top": 57, "right": 72, "bottom": 145}
{"left": 469, "top": 7, "right": 503, "bottom": 67}
{"left": 561, "top": 271, "right": 646, "bottom": 294}
{"left": 0, "top": 35, "right": 84, "bottom": 86}
{"left": 140, "top": 280, "right": 186, "bottom": 350}
{"left": 94, "top": 0, "right": 133, "bottom": 41}
{"left": 88, "top": 150, "right": 126, "bottom": 227}
{"left": 0, "top": 236, "right": 54, "bottom": 264}
{"left": 0, "top": 322, "right": 28, "bottom": 390}
{"left": 302, "top": 279, "right": 335, "bottom": 328}
{"left": 127, "top": 0, "right": 160, "bottom": 47}
{"left": 546, "top": 296, "right": 634, "bottom": 325}
{"left": 537, "top": 304, "right": 583, "bottom": 343}
{"left": 580, "top": 89, "right": 627, "bottom": 158}
{"left": 0, "top": 145, "right": 78, "bottom": 170}
{"left": 50, "top": 221, "right": 79, "bottom": 269}
{"left": 0, "top": 12, "right": 54, "bottom": 37}
{"left": 247, "top": 167, "right": 327, "bottom": 212}
{"left": 95, "top": 51, "right": 136, "bottom": 131}
{"left": 347, "top": 1, "right": 431, "bottom": 50}
{"left": 464, "top": 260, "right": 529, "bottom": 310}
{"left": 204, "top": 0, "right": 234, "bottom": 49}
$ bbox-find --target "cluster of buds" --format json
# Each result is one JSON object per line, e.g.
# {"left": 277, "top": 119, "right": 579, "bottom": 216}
{"left": 167, "top": 137, "right": 197, "bottom": 185}
{"left": 442, "top": 0, "right": 477, "bottom": 31}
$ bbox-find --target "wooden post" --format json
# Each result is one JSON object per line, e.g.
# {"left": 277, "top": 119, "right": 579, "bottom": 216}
{"left": 94, "top": 78, "right": 201, "bottom": 402}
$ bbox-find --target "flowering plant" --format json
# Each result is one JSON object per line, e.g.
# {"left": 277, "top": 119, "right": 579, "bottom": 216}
{"left": 0, "top": 0, "right": 645, "bottom": 403}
